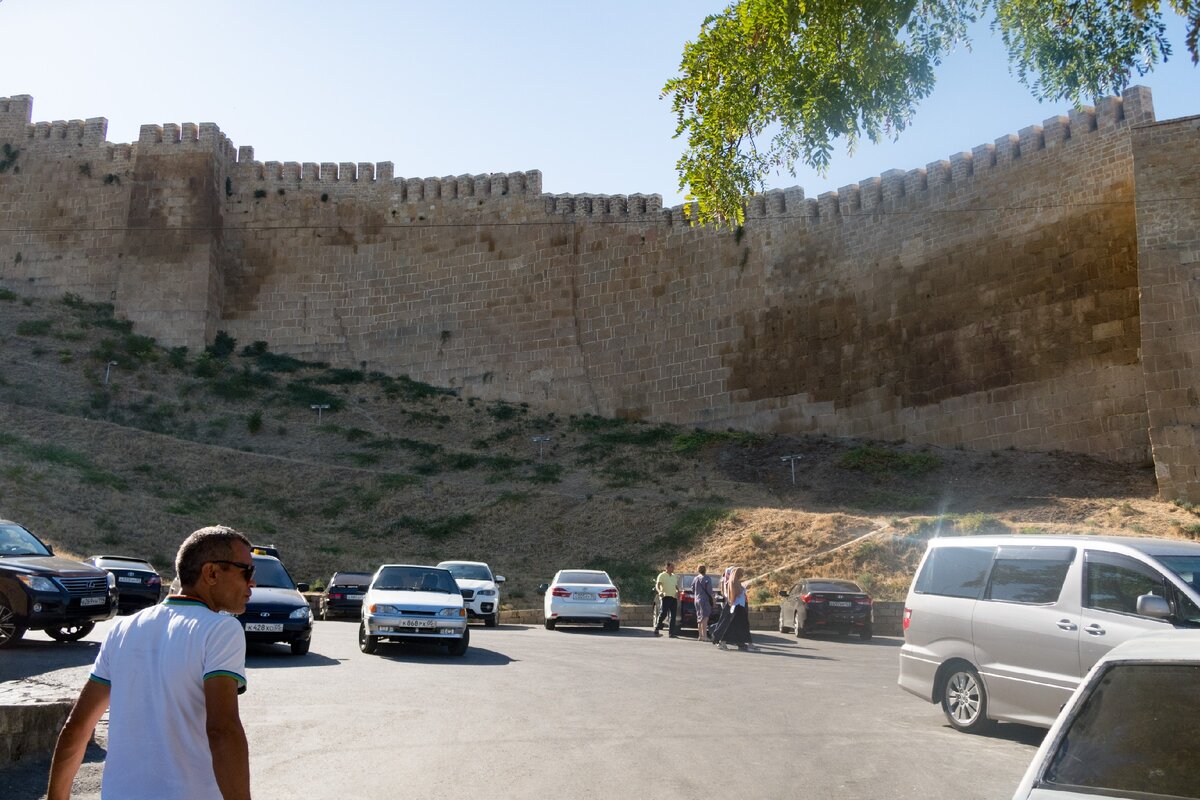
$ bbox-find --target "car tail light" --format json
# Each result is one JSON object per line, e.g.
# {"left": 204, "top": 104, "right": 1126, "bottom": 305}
{"left": 903, "top": 607, "right": 912, "bottom": 630}
{"left": 330, "top": 593, "right": 344, "bottom": 600}
{"left": 147, "top": 576, "right": 161, "bottom": 587}
{"left": 551, "top": 587, "right": 571, "bottom": 597}
{"left": 599, "top": 588, "right": 618, "bottom": 599}
{"left": 681, "top": 590, "right": 693, "bottom": 600}
{"left": 854, "top": 596, "right": 872, "bottom": 605}
{"left": 801, "top": 593, "right": 825, "bottom": 603}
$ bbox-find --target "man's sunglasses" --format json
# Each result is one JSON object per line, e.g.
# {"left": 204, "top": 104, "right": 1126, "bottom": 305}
{"left": 210, "top": 560, "right": 255, "bottom": 581}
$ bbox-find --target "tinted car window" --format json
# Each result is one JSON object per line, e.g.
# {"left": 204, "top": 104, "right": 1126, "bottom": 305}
{"left": 1085, "top": 552, "right": 1166, "bottom": 615}
{"left": 558, "top": 571, "right": 611, "bottom": 585}
{"left": 914, "top": 547, "right": 996, "bottom": 599}
{"left": 252, "top": 557, "right": 296, "bottom": 590}
{"left": 0, "top": 523, "right": 52, "bottom": 557}
{"left": 1042, "top": 664, "right": 1200, "bottom": 797}
{"left": 1157, "top": 555, "right": 1200, "bottom": 593}
{"left": 373, "top": 567, "right": 457, "bottom": 593}
{"left": 986, "top": 546, "right": 1074, "bottom": 605}
{"left": 440, "top": 563, "right": 493, "bottom": 581}
{"left": 807, "top": 580, "right": 863, "bottom": 593}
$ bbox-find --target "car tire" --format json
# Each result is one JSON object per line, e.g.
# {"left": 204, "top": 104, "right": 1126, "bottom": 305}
{"left": 290, "top": 637, "right": 311, "bottom": 656}
{"left": 484, "top": 613, "right": 498, "bottom": 628}
{"left": 447, "top": 627, "right": 469, "bottom": 657}
{"left": 603, "top": 619, "right": 619, "bottom": 632}
{"left": 358, "top": 622, "right": 378, "bottom": 655}
{"left": 47, "top": 622, "right": 95, "bottom": 642}
{"left": 941, "top": 665, "right": 991, "bottom": 733}
{"left": 320, "top": 606, "right": 330, "bottom": 622}
{"left": 794, "top": 612, "right": 805, "bottom": 638}
{"left": 544, "top": 618, "right": 556, "bottom": 630}
{"left": 0, "top": 599, "right": 26, "bottom": 649}
{"left": 859, "top": 624, "right": 873, "bottom": 641}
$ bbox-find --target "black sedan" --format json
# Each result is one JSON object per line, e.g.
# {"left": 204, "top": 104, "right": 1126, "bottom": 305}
{"left": 235, "top": 554, "right": 313, "bottom": 655}
{"left": 651, "top": 572, "right": 723, "bottom": 632}
{"left": 84, "top": 555, "right": 163, "bottom": 614}
{"left": 778, "top": 578, "right": 873, "bottom": 640}
{"left": 318, "top": 571, "right": 373, "bottom": 620}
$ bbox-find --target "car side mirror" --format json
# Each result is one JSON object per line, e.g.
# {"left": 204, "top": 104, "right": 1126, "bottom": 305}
{"left": 778, "top": 590, "right": 789, "bottom": 598}
{"left": 496, "top": 576, "right": 506, "bottom": 583}
{"left": 297, "top": 583, "right": 310, "bottom": 593}
{"left": 536, "top": 583, "right": 548, "bottom": 595}
{"left": 1136, "top": 593, "right": 1171, "bottom": 619}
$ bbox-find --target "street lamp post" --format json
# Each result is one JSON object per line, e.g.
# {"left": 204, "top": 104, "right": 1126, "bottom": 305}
{"left": 103, "top": 360, "right": 118, "bottom": 385}
{"left": 531, "top": 434, "right": 553, "bottom": 460}
{"left": 310, "top": 403, "right": 330, "bottom": 421}
{"left": 780, "top": 454, "right": 803, "bottom": 485}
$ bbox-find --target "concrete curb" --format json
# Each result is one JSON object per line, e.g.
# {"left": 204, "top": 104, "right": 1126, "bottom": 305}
{"left": 0, "top": 701, "right": 71, "bottom": 765}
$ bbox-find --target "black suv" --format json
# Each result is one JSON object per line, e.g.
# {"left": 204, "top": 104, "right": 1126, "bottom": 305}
{"left": 0, "top": 520, "right": 118, "bottom": 648}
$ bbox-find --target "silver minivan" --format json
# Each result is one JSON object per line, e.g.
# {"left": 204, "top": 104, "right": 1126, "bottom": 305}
{"left": 898, "top": 535, "right": 1200, "bottom": 732}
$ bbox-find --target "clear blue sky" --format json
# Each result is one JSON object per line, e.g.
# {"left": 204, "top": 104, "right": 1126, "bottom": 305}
{"left": 1, "top": 1, "right": 1195, "bottom": 208}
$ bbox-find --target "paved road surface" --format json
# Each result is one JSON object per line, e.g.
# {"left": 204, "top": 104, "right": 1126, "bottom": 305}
{"left": 3, "top": 619, "right": 1044, "bottom": 799}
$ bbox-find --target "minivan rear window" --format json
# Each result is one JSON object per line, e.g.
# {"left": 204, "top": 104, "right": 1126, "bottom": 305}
{"left": 986, "top": 546, "right": 1074, "bottom": 605}
{"left": 914, "top": 547, "right": 996, "bottom": 599}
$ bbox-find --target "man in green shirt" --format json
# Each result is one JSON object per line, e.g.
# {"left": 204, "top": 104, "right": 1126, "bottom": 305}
{"left": 653, "top": 561, "right": 680, "bottom": 637}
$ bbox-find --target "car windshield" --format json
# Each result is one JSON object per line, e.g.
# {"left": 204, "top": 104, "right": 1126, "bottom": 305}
{"left": 331, "top": 573, "right": 372, "bottom": 587}
{"left": 373, "top": 567, "right": 458, "bottom": 593}
{"left": 97, "top": 558, "right": 154, "bottom": 571}
{"left": 1156, "top": 555, "right": 1200, "bottom": 593}
{"left": 808, "top": 580, "right": 864, "bottom": 593}
{"left": 1041, "top": 663, "right": 1200, "bottom": 797}
{"left": 0, "top": 523, "right": 52, "bottom": 557}
{"left": 558, "top": 571, "right": 610, "bottom": 585}
{"left": 251, "top": 557, "right": 296, "bottom": 590}
{"left": 440, "top": 563, "right": 493, "bottom": 581}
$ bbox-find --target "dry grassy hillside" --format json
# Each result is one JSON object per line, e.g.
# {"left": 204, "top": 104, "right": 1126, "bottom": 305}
{"left": 2, "top": 289, "right": 1198, "bottom": 606}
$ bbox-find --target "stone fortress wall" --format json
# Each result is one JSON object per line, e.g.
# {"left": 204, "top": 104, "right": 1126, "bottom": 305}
{"left": 1, "top": 89, "right": 1197, "bottom": 500}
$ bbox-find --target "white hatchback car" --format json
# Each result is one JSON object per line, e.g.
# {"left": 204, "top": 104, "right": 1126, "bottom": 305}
{"left": 538, "top": 569, "right": 620, "bottom": 631}
{"left": 1012, "top": 629, "right": 1200, "bottom": 799}
{"left": 359, "top": 564, "right": 469, "bottom": 656}
{"left": 437, "top": 560, "right": 505, "bottom": 627}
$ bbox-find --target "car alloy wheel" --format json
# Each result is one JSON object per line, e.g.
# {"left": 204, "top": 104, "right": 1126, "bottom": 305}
{"left": 47, "top": 622, "right": 95, "bottom": 642}
{"left": 778, "top": 611, "right": 786, "bottom": 633}
{"left": 0, "top": 600, "right": 26, "bottom": 649}
{"left": 941, "top": 666, "right": 990, "bottom": 733}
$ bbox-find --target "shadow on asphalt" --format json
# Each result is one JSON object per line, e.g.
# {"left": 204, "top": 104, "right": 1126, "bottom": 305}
{"left": 0, "top": 638, "right": 101, "bottom": 682}
{"left": 960, "top": 722, "right": 1047, "bottom": 747}
{"left": 245, "top": 644, "right": 341, "bottom": 667}
{"left": 369, "top": 643, "right": 515, "bottom": 665}
{"left": 1, "top": 738, "right": 106, "bottom": 800}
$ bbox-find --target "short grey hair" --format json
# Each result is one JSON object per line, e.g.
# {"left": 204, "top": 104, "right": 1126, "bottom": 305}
{"left": 176, "top": 525, "right": 252, "bottom": 587}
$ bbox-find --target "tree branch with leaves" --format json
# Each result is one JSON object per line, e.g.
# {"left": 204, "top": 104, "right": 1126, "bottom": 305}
{"left": 663, "top": 0, "right": 1199, "bottom": 226}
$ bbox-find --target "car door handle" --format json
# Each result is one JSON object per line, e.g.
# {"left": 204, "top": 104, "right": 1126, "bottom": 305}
{"left": 1057, "top": 619, "right": 1078, "bottom": 631}
{"left": 1084, "top": 623, "right": 1106, "bottom": 636}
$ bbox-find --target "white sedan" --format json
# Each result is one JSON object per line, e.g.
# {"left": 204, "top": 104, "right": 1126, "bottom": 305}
{"left": 1011, "top": 629, "right": 1200, "bottom": 799}
{"left": 538, "top": 569, "right": 620, "bottom": 631}
{"left": 359, "top": 564, "right": 469, "bottom": 656}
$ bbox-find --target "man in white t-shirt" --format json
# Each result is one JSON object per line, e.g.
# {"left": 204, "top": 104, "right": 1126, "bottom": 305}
{"left": 48, "top": 525, "right": 256, "bottom": 800}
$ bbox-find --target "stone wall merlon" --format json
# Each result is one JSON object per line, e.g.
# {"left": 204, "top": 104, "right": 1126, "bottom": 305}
{"left": 0, "top": 94, "right": 34, "bottom": 124}
{"left": 22, "top": 117, "right": 109, "bottom": 145}
{"left": 548, "top": 192, "right": 663, "bottom": 216}
{"left": 233, "top": 159, "right": 542, "bottom": 198}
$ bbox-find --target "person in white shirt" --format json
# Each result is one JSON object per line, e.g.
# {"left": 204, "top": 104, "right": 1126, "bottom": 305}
{"left": 48, "top": 525, "right": 256, "bottom": 800}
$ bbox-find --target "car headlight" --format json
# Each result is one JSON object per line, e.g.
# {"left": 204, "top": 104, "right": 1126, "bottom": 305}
{"left": 289, "top": 606, "right": 311, "bottom": 619}
{"left": 477, "top": 589, "right": 497, "bottom": 596}
{"left": 438, "top": 607, "right": 466, "bottom": 617}
{"left": 17, "top": 574, "right": 59, "bottom": 592}
{"left": 370, "top": 604, "right": 400, "bottom": 615}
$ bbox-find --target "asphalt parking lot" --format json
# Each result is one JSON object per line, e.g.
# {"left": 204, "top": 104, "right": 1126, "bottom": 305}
{"left": 3, "top": 618, "right": 1045, "bottom": 799}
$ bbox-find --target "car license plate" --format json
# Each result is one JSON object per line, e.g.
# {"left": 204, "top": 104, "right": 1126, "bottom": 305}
{"left": 80, "top": 596, "right": 106, "bottom": 606}
{"left": 118, "top": 577, "right": 142, "bottom": 584}
{"left": 245, "top": 623, "right": 283, "bottom": 632}
{"left": 829, "top": 601, "right": 851, "bottom": 608}
{"left": 347, "top": 594, "right": 364, "bottom": 600}
{"left": 575, "top": 593, "right": 595, "bottom": 601}
{"left": 395, "top": 618, "right": 436, "bottom": 628}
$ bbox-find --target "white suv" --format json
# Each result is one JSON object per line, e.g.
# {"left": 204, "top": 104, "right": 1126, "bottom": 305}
{"left": 437, "top": 560, "right": 504, "bottom": 627}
